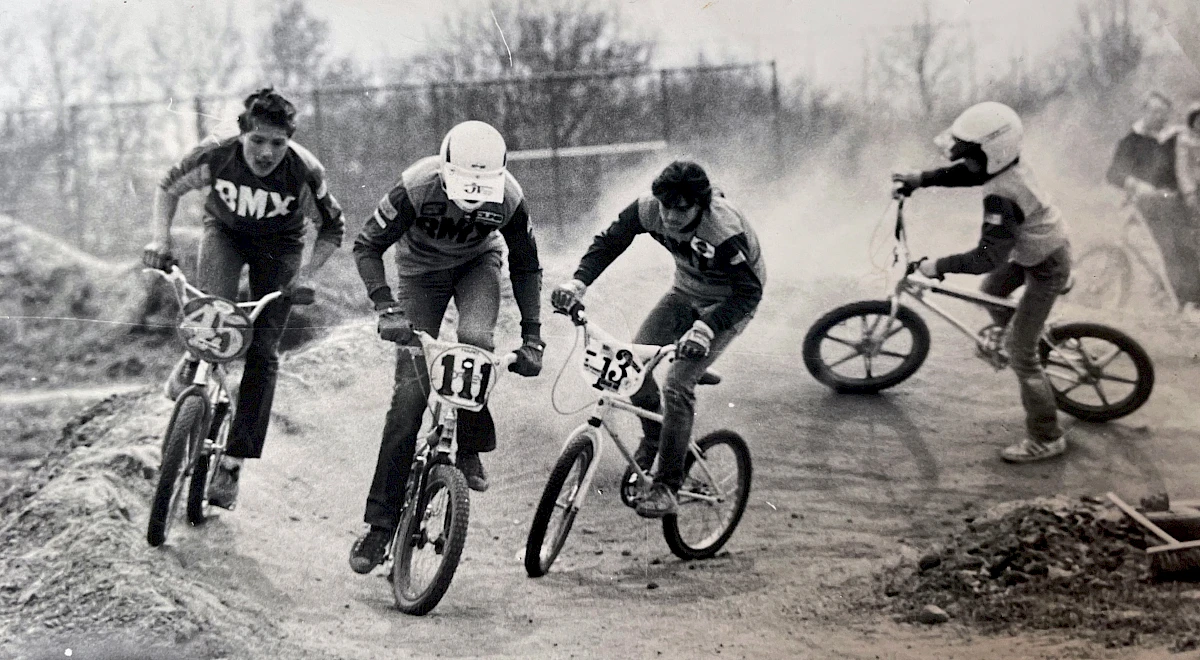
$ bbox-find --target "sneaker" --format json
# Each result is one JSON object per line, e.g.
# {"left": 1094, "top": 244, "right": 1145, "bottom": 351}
{"left": 164, "top": 356, "right": 199, "bottom": 401}
{"left": 349, "top": 525, "right": 394, "bottom": 574}
{"left": 1000, "top": 436, "right": 1067, "bottom": 463}
{"left": 635, "top": 483, "right": 678, "bottom": 519}
{"left": 207, "top": 456, "right": 242, "bottom": 510}
{"left": 457, "top": 452, "right": 489, "bottom": 492}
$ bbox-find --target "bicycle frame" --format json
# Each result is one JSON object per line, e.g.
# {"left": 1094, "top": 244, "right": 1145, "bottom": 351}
{"left": 555, "top": 306, "right": 730, "bottom": 513}
{"left": 1119, "top": 198, "right": 1180, "bottom": 311}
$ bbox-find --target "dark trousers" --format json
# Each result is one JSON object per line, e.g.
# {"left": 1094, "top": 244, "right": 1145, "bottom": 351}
{"left": 1136, "top": 194, "right": 1200, "bottom": 307}
{"left": 364, "top": 251, "right": 502, "bottom": 530}
{"left": 980, "top": 247, "right": 1071, "bottom": 443}
{"left": 196, "top": 223, "right": 301, "bottom": 459}
{"left": 628, "top": 291, "right": 742, "bottom": 491}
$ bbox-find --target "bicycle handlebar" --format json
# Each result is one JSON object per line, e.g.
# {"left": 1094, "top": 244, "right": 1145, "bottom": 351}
{"left": 142, "top": 266, "right": 315, "bottom": 308}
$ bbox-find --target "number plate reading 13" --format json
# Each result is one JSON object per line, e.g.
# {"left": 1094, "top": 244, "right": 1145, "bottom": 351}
{"left": 429, "top": 345, "right": 497, "bottom": 412}
{"left": 582, "top": 341, "right": 644, "bottom": 395}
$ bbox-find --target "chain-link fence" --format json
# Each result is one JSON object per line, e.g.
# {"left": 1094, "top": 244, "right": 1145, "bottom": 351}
{"left": 0, "top": 61, "right": 781, "bottom": 258}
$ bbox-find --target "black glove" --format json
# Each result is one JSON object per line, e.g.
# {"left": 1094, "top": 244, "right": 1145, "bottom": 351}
{"left": 376, "top": 303, "right": 413, "bottom": 344}
{"left": 509, "top": 337, "right": 545, "bottom": 377}
{"left": 284, "top": 285, "right": 315, "bottom": 306}
{"left": 891, "top": 172, "right": 923, "bottom": 197}
{"left": 142, "top": 243, "right": 174, "bottom": 271}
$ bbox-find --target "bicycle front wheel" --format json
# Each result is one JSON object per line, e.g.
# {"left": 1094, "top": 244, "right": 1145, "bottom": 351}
{"left": 524, "top": 434, "right": 594, "bottom": 577}
{"left": 1070, "top": 245, "right": 1132, "bottom": 310}
{"left": 663, "top": 430, "right": 752, "bottom": 560}
{"left": 802, "top": 300, "right": 931, "bottom": 393}
{"left": 391, "top": 464, "right": 470, "bottom": 616}
{"left": 147, "top": 394, "right": 206, "bottom": 547}
{"left": 1039, "top": 322, "right": 1155, "bottom": 422}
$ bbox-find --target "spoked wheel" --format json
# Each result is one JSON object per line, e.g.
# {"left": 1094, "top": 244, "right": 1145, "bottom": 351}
{"left": 802, "top": 300, "right": 931, "bottom": 393}
{"left": 663, "top": 430, "right": 752, "bottom": 560}
{"left": 1069, "top": 245, "right": 1132, "bottom": 310}
{"left": 1039, "top": 322, "right": 1155, "bottom": 422}
{"left": 147, "top": 395, "right": 206, "bottom": 547}
{"left": 187, "top": 401, "right": 229, "bottom": 526}
{"left": 391, "top": 464, "right": 470, "bottom": 615}
{"left": 525, "top": 435, "right": 594, "bottom": 577}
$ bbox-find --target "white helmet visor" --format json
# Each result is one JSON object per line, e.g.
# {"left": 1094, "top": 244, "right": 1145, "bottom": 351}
{"left": 442, "top": 163, "right": 505, "bottom": 205}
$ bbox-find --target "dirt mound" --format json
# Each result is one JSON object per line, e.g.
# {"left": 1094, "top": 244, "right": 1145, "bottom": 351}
{"left": 871, "top": 495, "right": 1200, "bottom": 652}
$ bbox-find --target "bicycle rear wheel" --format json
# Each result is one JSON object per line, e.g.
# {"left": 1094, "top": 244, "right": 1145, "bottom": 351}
{"left": 1070, "top": 245, "right": 1132, "bottom": 310}
{"left": 391, "top": 464, "right": 470, "bottom": 615}
{"left": 187, "top": 400, "right": 229, "bottom": 526}
{"left": 663, "top": 430, "right": 752, "bottom": 560}
{"left": 802, "top": 300, "right": 931, "bottom": 393}
{"left": 1039, "top": 322, "right": 1155, "bottom": 422}
{"left": 147, "top": 394, "right": 206, "bottom": 547}
{"left": 524, "top": 434, "right": 594, "bottom": 577}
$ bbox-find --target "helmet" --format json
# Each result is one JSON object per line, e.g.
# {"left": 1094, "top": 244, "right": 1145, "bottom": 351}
{"left": 439, "top": 120, "right": 507, "bottom": 212}
{"left": 651, "top": 160, "right": 713, "bottom": 209}
{"left": 935, "top": 101, "right": 1023, "bottom": 175}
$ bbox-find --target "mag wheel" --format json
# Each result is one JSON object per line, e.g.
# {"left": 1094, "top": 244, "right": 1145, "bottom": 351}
{"left": 802, "top": 300, "right": 931, "bottom": 393}
{"left": 1070, "top": 245, "right": 1132, "bottom": 310}
{"left": 391, "top": 464, "right": 471, "bottom": 616}
{"left": 147, "top": 395, "right": 205, "bottom": 547}
{"left": 524, "top": 435, "right": 594, "bottom": 577}
{"left": 663, "top": 430, "right": 752, "bottom": 560}
{"left": 1040, "top": 322, "right": 1155, "bottom": 422}
{"left": 187, "top": 401, "right": 229, "bottom": 526}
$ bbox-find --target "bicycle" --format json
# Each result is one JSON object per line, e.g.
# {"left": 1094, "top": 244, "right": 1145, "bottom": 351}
{"left": 801, "top": 187, "right": 1155, "bottom": 423}
{"left": 145, "top": 264, "right": 313, "bottom": 547}
{"left": 524, "top": 299, "right": 752, "bottom": 578}
{"left": 1069, "top": 193, "right": 1179, "bottom": 312}
{"left": 379, "top": 330, "right": 515, "bottom": 615}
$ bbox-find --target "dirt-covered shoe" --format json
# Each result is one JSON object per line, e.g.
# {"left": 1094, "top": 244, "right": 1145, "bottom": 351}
{"left": 349, "top": 525, "right": 394, "bottom": 575}
{"left": 635, "top": 483, "right": 678, "bottom": 519}
{"left": 457, "top": 452, "right": 489, "bottom": 492}
{"left": 1000, "top": 436, "right": 1067, "bottom": 463}
{"left": 207, "top": 457, "right": 241, "bottom": 510}
{"left": 164, "top": 356, "right": 199, "bottom": 401}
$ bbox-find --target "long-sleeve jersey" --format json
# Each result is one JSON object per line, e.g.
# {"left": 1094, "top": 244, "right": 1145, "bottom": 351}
{"left": 918, "top": 160, "right": 1070, "bottom": 275}
{"left": 573, "top": 193, "right": 766, "bottom": 333}
{"left": 353, "top": 156, "right": 542, "bottom": 338}
{"left": 159, "top": 134, "right": 345, "bottom": 246}
{"left": 1106, "top": 123, "right": 1178, "bottom": 191}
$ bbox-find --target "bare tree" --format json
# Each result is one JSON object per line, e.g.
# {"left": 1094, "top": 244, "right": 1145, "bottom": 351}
{"left": 873, "top": 0, "right": 965, "bottom": 118}
{"left": 1073, "top": 0, "right": 1151, "bottom": 91}
{"left": 145, "top": 1, "right": 249, "bottom": 99}
{"left": 259, "top": 0, "right": 332, "bottom": 90}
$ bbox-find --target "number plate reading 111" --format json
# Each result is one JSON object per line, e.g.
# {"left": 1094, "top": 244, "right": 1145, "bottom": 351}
{"left": 582, "top": 340, "right": 645, "bottom": 395}
{"left": 429, "top": 345, "right": 497, "bottom": 412}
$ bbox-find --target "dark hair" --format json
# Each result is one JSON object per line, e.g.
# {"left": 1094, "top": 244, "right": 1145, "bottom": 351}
{"left": 237, "top": 87, "right": 297, "bottom": 136}
{"left": 651, "top": 160, "right": 713, "bottom": 209}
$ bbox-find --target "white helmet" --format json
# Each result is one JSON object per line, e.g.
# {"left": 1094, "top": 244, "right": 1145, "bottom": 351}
{"left": 934, "top": 101, "right": 1023, "bottom": 175}
{"left": 439, "top": 120, "right": 507, "bottom": 212}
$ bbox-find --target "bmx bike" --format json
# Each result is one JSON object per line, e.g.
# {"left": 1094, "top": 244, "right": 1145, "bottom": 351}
{"left": 1069, "top": 195, "right": 1180, "bottom": 312}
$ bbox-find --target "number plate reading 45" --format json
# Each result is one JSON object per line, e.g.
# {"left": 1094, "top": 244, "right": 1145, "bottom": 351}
{"left": 429, "top": 345, "right": 498, "bottom": 412}
{"left": 178, "top": 296, "right": 252, "bottom": 363}
{"left": 582, "top": 341, "right": 645, "bottom": 395}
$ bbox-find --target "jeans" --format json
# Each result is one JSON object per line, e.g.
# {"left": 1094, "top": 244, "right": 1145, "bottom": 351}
{"left": 196, "top": 223, "right": 301, "bottom": 459}
{"left": 1137, "top": 193, "right": 1200, "bottom": 307}
{"left": 980, "top": 246, "right": 1071, "bottom": 443}
{"left": 364, "top": 250, "right": 503, "bottom": 530}
{"left": 628, "top": 290, "right": 743, "bottom": 492}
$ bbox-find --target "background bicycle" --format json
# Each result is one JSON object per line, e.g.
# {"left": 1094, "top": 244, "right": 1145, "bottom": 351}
{"left": 1069, "top": 197, "right": 1180, "bottom": 313}
{"left": 801, "top": 189, "right": 1155, "bottom": 423}
{"left": 524, "top": 299, "right": 751, "bottom": 578}
{"left": 382, "top": 330, "right": 514, "bottom": 616}
{"left": 144, "top": 264, "right": 312, "bottom": 547}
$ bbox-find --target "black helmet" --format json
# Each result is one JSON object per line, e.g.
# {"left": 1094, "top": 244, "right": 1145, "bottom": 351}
{"left": 652, "top": 160, "right": 713, "bottom": 209}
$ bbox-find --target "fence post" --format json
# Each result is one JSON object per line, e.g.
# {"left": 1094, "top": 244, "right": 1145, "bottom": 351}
{"left": 194, "top": 96, "right": 206, "bottom": 141}
{"left": 659, "top": 69, "right": 671, "bottom": 143}
{"left": 311, "top": 89, "right": 326, "bottom": 157}
{"left": 548, "top": 77, "right": 564, "bottom": 238}
{"left": 770, "top": 60, "right": 783, "bottom": 173}
{"left": 429, "top": 83, "right": 442, "bottom": 149}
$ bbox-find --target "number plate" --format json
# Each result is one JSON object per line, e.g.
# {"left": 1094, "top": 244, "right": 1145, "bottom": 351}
{"left": 580, "top": 337, "right": 646, "bottom": 396}
{"left": 427, "top": 344, "right": 499, "bottom": 412}
{"left": 177, "top": 296, "right": 253, "bottom": 363}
